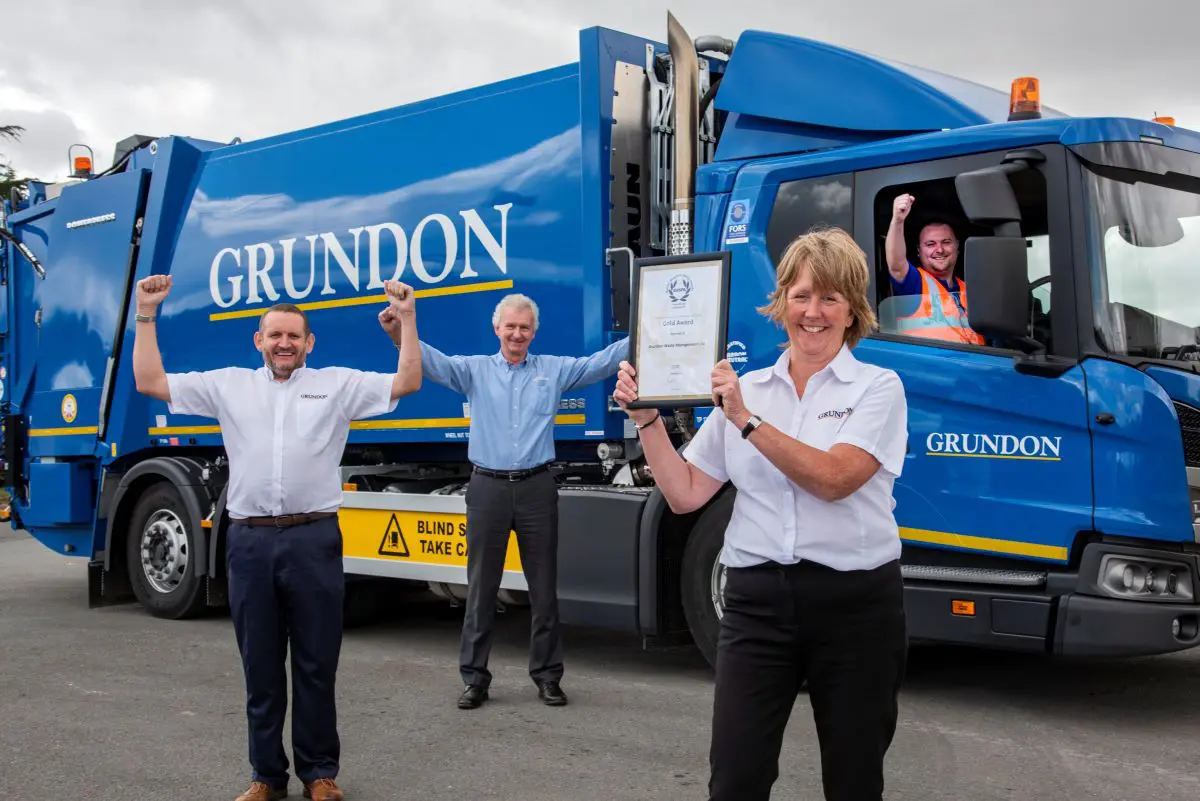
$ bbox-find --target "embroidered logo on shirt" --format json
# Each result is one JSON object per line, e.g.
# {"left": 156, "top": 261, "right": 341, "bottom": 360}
{"left": 300, "top": 393, "right": 328, "bottom": 400}
{"left": 817, "top": 406, "right": 852, "bottom": 420}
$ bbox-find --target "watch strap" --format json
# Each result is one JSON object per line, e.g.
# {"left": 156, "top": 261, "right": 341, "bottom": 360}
{"left": 635, "top": 412, "right": 661, "bottom": 431}
{"left": 740, "top": 414, "right": 762, "bottom": 439}
{"left": 134, "top": 312, "right": 156, "bottom": 323}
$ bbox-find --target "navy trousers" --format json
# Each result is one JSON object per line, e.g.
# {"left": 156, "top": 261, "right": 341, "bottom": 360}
{"left": 226, "top": 516, "right": 344, "bottom": 789}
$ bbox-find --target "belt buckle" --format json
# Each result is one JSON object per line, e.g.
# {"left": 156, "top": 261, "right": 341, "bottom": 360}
{"left": 276, "top": 514, "right": 296, "bottom": 527}
{"left": 508, "top": 471, "right": 522, "bottom": 483}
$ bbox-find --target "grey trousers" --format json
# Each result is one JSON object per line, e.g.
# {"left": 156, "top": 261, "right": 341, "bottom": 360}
{"left": 459, "top": 468, "right": 563, "bottom": 688}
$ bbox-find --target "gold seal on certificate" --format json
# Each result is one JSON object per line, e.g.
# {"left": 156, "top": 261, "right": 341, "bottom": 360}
{"left": 627, "top": 251, "right": 732, "bottom": 409}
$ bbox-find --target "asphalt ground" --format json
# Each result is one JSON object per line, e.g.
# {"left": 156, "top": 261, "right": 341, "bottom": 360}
{"left": 2, "top": 524, "right": 1198, "bottom": 801}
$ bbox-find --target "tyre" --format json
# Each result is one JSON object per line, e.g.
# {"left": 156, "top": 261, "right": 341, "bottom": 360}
{"left": 126, "top": 482, "right": 207, "bottom": 619}
{"left": 680, "top": 489, "right": 736, "bottom": 669}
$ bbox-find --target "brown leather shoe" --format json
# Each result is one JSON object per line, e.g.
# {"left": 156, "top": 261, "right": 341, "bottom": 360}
{"left": 235, "top": 781, "right": 288, "bottom": 801}
{"left": 304, "top": 778, "right": 344, "bottom": 801}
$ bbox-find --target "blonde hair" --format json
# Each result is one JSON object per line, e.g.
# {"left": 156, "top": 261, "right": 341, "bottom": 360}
{"left": 757, "top": 226, "right": 877, "bottom": 349}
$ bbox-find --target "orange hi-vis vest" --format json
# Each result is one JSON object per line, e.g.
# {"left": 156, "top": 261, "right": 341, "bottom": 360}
{"left": 895, "top": 267, "right": 986, "bottom": 346}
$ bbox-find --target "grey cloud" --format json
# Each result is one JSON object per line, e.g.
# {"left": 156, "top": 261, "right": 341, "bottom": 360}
{"left": 0, "top": 108, "right": 86, "bottom": 180}
{"left": 0, "top": 0, "right": 1197, "bottom": 185}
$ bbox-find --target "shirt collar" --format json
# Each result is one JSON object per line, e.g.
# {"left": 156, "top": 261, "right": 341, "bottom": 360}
{"left": 259, "top": 365, "right": 307, "bottom": 383}
{"left": 492, "top": 351, "right": 529, "bottom": 369}
{"left": 750, "top": 343, "right": 861, "bottom": 386}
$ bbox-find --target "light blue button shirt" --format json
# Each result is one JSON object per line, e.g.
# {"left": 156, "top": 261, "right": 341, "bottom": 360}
{"left": 419, "top": 337, "right": 629, "bottom": 470}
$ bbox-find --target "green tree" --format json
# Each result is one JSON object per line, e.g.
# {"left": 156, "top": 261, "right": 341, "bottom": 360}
{"left": 0, "top": 125, "right": 34, "bottom": 203}
{"left": 0, "top": 124, "right": 23, "bottom": 169}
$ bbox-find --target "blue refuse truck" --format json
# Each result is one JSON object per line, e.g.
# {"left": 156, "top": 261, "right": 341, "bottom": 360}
{"left": 2, "top": 13, "right": 1198, "bottom": 667}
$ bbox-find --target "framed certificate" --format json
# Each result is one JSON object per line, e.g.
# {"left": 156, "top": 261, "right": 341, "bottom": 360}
{"left": 626, "top": 251, "right": 732, "bottom": 409}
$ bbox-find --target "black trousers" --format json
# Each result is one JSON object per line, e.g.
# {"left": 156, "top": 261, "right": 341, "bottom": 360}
{"left": 459, "top": 469, "right": 563, "bottom": 688}
{"left": 226, "top": 517, "right": 344, "bottom": 789}
{"left": 709, "top": 558, "right": 907, "bottom": 801}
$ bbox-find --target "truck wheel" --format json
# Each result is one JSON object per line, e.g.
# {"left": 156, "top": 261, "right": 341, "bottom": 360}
{"left": 681, "top": 490, "right": 735, "bottom": 669}
{"left": 126, "top": 482, "right": 206, "bottom": 619}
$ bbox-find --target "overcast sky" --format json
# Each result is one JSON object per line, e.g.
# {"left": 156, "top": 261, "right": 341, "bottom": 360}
{"left": 2, "top": 0, "right": 1196, "bottom": 181}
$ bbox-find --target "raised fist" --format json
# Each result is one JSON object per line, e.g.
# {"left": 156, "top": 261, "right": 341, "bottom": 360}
{"left": 378, "top": 306, "right": 403, "bottom": 344}
{"left": 384, "top": 279, "right": 415, "bottom": 315}
{"left": 892, "top": 194, "right": 915, "bottom": 224}
{"left": 136, "top": 275, "right": 172, "bottom": 311}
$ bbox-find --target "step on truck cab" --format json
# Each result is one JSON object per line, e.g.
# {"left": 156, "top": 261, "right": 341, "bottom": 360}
{"left": 2, "top": 13, "right": 1198, "bottom": 667}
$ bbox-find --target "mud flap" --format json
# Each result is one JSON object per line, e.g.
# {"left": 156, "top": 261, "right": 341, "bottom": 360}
{"left": 205, "top": 573, "right": 228, "bottom": 608}
{"left": 87, "top": 558, "right": 135, "bottom": 608}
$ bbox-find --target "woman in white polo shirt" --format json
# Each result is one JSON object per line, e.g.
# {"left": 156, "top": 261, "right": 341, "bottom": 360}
{"left": 615, "top": 227, "right": 909, "bottom": 801}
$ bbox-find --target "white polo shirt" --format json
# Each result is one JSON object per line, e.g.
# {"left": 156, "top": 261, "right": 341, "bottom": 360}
{"left": 682, "top": 344, "right": 908, "bottom": 572}
{"left": 166, "top": 365, "right": 397, "bottom": 519}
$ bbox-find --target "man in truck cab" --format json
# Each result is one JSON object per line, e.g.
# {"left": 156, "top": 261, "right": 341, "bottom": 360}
{"left": 885, "top": 193, "right": 986, "bottom": 346}
{"left": 131, "top": 274, "right": 424, "bottom": 801}
{"left": 404, "top": 293, "right": 628, "bottom": 710}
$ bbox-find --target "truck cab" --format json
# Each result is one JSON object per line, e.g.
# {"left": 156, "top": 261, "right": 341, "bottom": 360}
{"left": 658, "top": 30, "right": 1200, "bottom": 661}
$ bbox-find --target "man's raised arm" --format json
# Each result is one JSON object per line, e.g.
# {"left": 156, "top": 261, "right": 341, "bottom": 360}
{"left": 132, "top": 275, "right": 172, "bottom": 402}
{"left": 885, "top": 194, "right": 914, "bottom": 283}
{"left": 379, "top": 280, "right": 422, "bottom": 400}
{"left": 377, "top": 285, "right": 474, "bottom": 397}
{"left": 561, "top": 336, "right": 630, "bottom": 391}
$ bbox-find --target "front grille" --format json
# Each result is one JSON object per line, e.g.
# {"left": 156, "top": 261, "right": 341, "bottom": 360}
{"left": 1175, "top": 402, "right": 1200, "bottom": 468}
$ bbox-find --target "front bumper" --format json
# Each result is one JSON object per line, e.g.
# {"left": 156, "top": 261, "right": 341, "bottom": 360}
{"left": 903, "top": 540, "right": 1200, "bottom": 658}
{"left": 1055, "top": 593, "right": 1200, "bottom": 657}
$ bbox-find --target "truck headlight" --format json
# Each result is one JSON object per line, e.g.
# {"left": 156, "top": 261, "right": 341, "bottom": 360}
{"left": 1099, "top": 555, "right": 1195, "bottom": 601}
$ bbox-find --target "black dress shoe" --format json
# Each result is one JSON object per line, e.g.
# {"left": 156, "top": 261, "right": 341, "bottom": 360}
{"left": 537, "top": 680, "right": 568, "bottom": 706}
{"left": 458, "top": 684, "right": 489, "bottom": 709}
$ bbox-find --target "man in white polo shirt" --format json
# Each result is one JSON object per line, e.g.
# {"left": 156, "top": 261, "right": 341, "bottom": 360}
{"left": 131, "top": 273, "right": 422, "bottom": 801}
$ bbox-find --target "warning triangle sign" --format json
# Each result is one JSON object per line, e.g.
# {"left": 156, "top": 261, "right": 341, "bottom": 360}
{"left": 378, "top": 513, "right": 410, "bottom": 557}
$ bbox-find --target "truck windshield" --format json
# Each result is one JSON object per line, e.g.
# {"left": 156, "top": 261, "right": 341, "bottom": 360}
{"left": 1085, "top": 144, "right": 1200, "bottom": 361}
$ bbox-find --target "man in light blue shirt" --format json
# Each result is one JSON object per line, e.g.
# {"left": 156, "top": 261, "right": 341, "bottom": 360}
{"left": 417, "top": 293, "right": 628, "bottom": 709}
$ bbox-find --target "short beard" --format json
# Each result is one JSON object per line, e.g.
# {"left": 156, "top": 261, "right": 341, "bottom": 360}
{"left": 265, "top": 352, "right": 304, "bottom": 379}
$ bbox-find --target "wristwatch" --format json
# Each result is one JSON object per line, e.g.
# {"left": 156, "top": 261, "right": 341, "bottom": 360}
{"left": 134, "top": 313, "right": 155, "bottom": 323}
{"left": 740, "top": 414, "right": 763, "bottom": 439}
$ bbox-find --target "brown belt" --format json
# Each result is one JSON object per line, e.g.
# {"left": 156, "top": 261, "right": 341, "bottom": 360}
{"left": 231, "top": 511, "right": 338, "bottom": 529}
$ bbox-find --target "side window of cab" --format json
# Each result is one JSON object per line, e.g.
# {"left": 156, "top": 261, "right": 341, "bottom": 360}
{"left": 869, "top": 169, "right": 1052, "bottom": 352}
{"left": 766, "top": 173, "right": 855, "bottom": 265}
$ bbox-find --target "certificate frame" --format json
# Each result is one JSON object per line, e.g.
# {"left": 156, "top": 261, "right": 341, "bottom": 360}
{"left": 626, "top": 250, "right": 732, "bottom": 409}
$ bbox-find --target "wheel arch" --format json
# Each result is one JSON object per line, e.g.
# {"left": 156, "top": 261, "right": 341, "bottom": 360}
{"left": 636, "top": 481, "right": 736, "bottom": 638}
{"left": 102, "top": 456, "right": 215, "bottom": 577}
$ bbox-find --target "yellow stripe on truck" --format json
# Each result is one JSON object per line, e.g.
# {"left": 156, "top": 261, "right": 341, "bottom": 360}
{"left": 28, "top": 426, "right": 99, "bottom": 437}
{"left": 150, "top": 414, "right": 586, "bottom": 436}
{"left": 351, "top": 414, "right": 586, "bottom": 430}
{"left": 207, "top": 279, "right": 515, "bottom": 322}
{"left": 901, "top": 527, "right": 1069, "bottom": 561}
